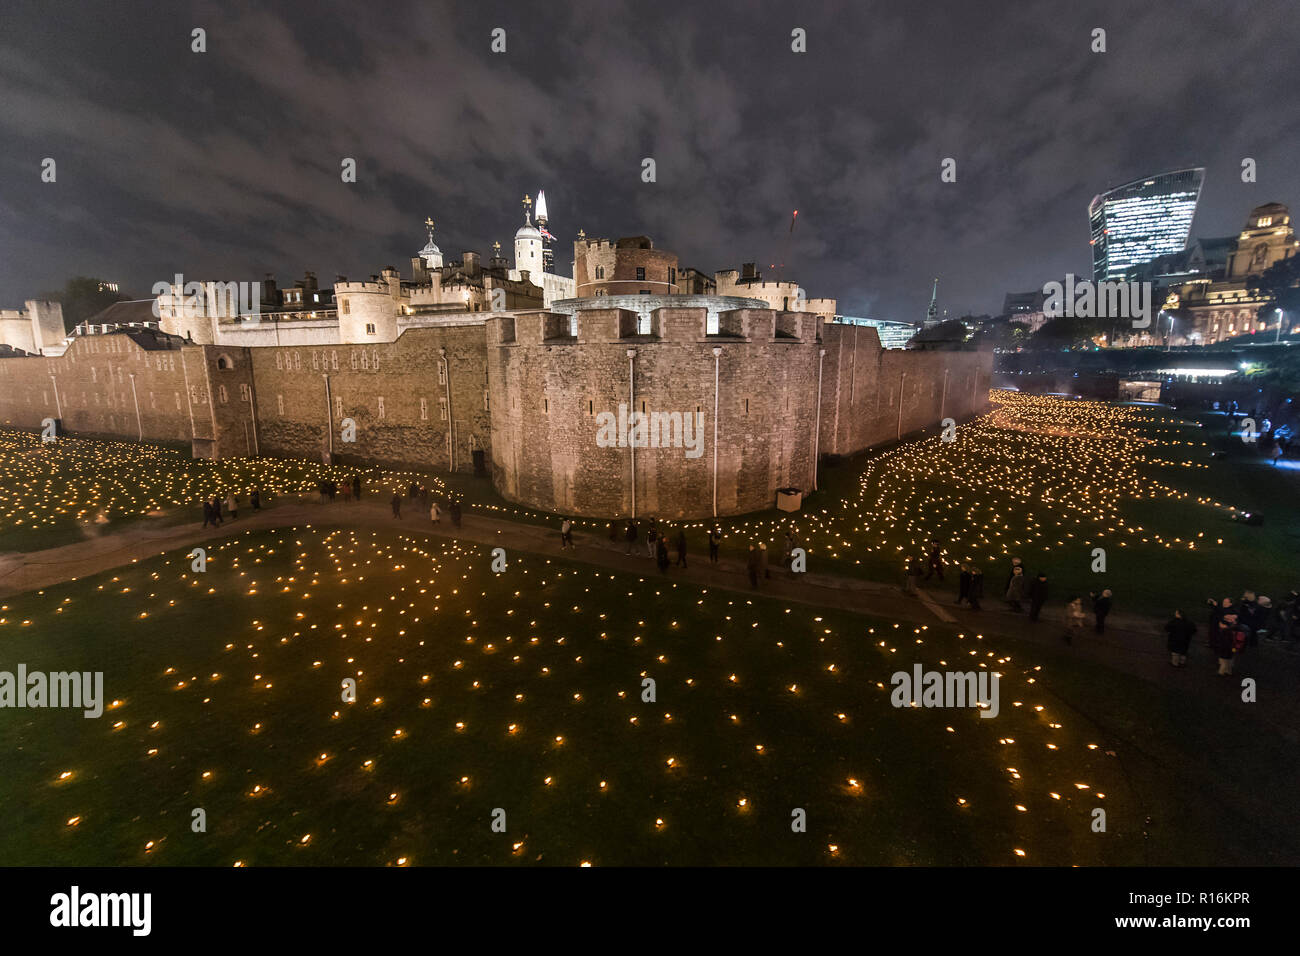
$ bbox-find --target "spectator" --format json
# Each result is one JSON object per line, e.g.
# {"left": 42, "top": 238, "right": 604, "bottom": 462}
{"left": 1165, "top": 609, "right": 1196, "bottom": 667}
{"left": 1028, "top": 572, "right": 1049, "bottom": 621}
{"left": 1090, "top": 589, "right": 1112, "bottom": 633}
{"left": 1064, "top": 596, "right": 1085, "bottom": 644}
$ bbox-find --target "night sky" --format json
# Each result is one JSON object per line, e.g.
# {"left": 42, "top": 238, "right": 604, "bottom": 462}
{"left": 1, "top": 0, "right": 1297, "bottom": 323}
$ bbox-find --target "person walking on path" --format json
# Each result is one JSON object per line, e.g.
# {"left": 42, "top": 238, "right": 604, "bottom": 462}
{"left": 391, "top": 492, "right": 402, "bottom": 519}
{"left": 746, "top": 545, "right": 761, "bottom": 589}
{"left": 340, "top": 481, "right": 351, "bottom": 503}
{"left": 956, "top": 563, "right": 971, "bottom": 605}
{"left": 624, "top": 520, "right": 638, "bottom": 555}
{"left": 1090, "top": 589, "right": 1112, "bottom": 633}
{"left": 352, "top": 475, "right": 362, "bottom": 500}
{"left": 431, "top": 500, "right": 442, "bottom": 525}
{"left": 674, "top": 528, "right": 687, "bottom": 568}
{"left": 1005, "top": 566, "right": 1027, "bottom": 612}
{"left": 1004, "top": 556, "right": 1023, "bottom": 594}
{"left": 967, "top": 567, "right": 984, "bottom": 611}
{"left": 759, "top": 541, "right": 769, "bottom": 580}
{"left": 251, "top": 487, "right": 261, "bottom": 512}
{"left": 904, "top": 557, "right": 923, "bottom": 594}
{"left": 1165, "top": 609, "right": 1196, "bottom": 667}
{"left": 708, "top": 527, "right": 721, "bottom": 565}
{"left": 923, "top": 540, "right": 945, "bottom": 581}
{"left": 560, "top": 517, "right": 573, "bottom": 550}
{"left": 226, "top": 492, "right": 238, "bottom": 520}
{"left": 210, "top": 496, "right": 223, "bottom": 525}
{"left": 1064, "top": 596, "right": 1085, "bottom": 644}
{"left": 1210, "top": 612, "right": 1244, "bottom": 676}
{"left": 1028, "top": 571, "right": 1049, "bottom": 621}
{"left": 449, "top": 501, "right": 462, "bottom": 529}
{"left": 646, "top": 521, "right": 659, "bottom": 559}
{"left": 656, "top": 537, "right": 670, "bottom": 574}
{"left": 202, "top": 499, "right": 214, "bottom": 528}
{"left": 608, "top": 521, "right": 618, "bottom": 542}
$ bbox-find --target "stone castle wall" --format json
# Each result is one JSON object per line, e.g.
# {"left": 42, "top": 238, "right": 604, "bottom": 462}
{"left": 0, "top": 313, "right": 991, "bottom": 517}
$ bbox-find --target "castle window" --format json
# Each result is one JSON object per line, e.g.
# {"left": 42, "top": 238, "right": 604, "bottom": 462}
{"left": 636, "top": 267, "right": 645, "bottom": 281}
{"left": 361, "top": 351, "right": 369, "bottom": 370}
{"left": 312, "top": 352, "right": 319, "bottom": 370}
{"left": 331, "top": 351, "right": 338, "bottom": 370}
{"left": 275, "top": 352, "right": 282, "bottom": 370}
{"left": 483, "top": 389, "right": 489, "bottom": 411}
{"left": 91, "top": 367, "right": 97, "bottom": 383}
{"left": 596, "top": 266, "right": 605, "bottom": 279}
{"left": 1258, "top": 216, "right": 1273, "bottom": 228}
{"left": 640, "top": 290, "right": 651, "bottom": 295}
{"left": 669, "top": 267, "right": 676, "bottom": 286}
{"left": 240, "top": 383, "right": 250, "bottom": 402}
{"left": 365, "top": 323, "right": 376, "bottom": 335}
{"left": 341, "top": 298, "right": 351, "bottom": 315}
{"left": 174, "top": 392, "right": 181, "bottom": 410}
{"left": 351, "top": 351, "right": 358, "bottom": 370}
{"left": 372, "top": 350, "right": 380, "bottom": 371}
{"left": 218, "top": 385, "right": 228, "bottom": 404}
{"left": 335, "top": 396, "right": 343, "bottom": 419}
{"left": 439, "top": 396, "right": 448, "bottom": 421}
{"left": 438, "top": 363, "right": 447, "bottom": 385}
{"left": 293, "top": 352, "right": 300, "bottom": 370}
{"left": 277, "top": 394, "right": 284, "bottom": 415}
{"left": 420, "top": 398, "right": 428, "bottom": 421}
{"left": 377, "top": 396, "right": 385, "bottom": 419}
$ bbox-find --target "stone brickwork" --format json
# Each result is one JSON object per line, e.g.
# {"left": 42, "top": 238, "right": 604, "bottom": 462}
{"left": 0, "top": 313, "right": 991, "bottom": 518}
{"left": 248, "top": 326, "right": 490, "bottom": 472}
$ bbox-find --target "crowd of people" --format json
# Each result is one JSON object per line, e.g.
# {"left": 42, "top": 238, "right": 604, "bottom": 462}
{"left": 389, "top": 481, "right": 462, "bottom": 528}
{"left": 200, "top": 487, "right": 261, "bottom": 527}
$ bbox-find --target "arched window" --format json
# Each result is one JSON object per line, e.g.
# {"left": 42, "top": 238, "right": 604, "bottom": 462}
{"left": 216, "top": 353, "right": 235, "bottom": 370}
{"left": 595, "top": 266, "right": 605, "bottom": 279}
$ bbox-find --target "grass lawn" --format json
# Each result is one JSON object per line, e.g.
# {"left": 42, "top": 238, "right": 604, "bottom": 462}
{"left": 2, "top": 526, "right": 1148, "bottom": 866}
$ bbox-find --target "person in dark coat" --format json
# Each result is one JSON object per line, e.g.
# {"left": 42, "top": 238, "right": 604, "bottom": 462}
{"left": 675, "top": 528, "right": 687, "bottom": 568}
{"left": 210, "top": 496, "right": 223, "bottom": 525}
{"left": 624, "top": 519, "right": 638, "bottom": 555}
{"left": 967, "top": 567, "right": 984, "bottom": 611}
{"left": 250, "top": 487, "right": 261, "bottom": 512}
{"left": 352, "top": 475, "right": 362, "bottom": 500}
{"left": 202, "top": 499, "right": 213, "bottom": 527}
{"left": 923, "top": 540, "right": 945, "bottom": 581}
{"left": 1210, "top": 613, "right": 1243, "bottom": 676}
{"left": 1028, "top": 572, "right": 1049, "bottom": 621}
{"left": 956, "top": 563, "right": 971, "bottom": 605}
{"left": 656, "top": 537, "right": 670, "bottom": 574}
{"left": 646, "top": 521, "right": 659, "bottom": 559}
{"left": 1165, "top": 609, "right": 1196, "bottom": 667}
{"left": 391, "top": 492, "right": 402, "bottom": 519}
{"left": 1090, "top": 589, "right": 1112, "bottom": 633}
{"left": 608, "top": 520, "right": 618, "bottom": 542}
{"left": 449, "top": 501, "right": 462, "bottom": 528}
{"left": 708, "top": 527, "right": 721, "bottom": 564}
{"left": 746, "top": 545, "right": 761, "bottom": 589}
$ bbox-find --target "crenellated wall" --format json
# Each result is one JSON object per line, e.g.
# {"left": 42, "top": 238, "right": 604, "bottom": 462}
{"left": 0, "top": 313, "right": 991, "bottom": 517}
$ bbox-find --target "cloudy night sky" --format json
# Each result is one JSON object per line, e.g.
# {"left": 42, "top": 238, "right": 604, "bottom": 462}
{"left": 1, "top": 0, "right": 1297, "bottom": 323}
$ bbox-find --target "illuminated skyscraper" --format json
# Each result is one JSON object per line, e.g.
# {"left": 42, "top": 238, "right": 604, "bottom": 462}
{"left": 1089, "top": 168, "right": 1205, "bottom": 281}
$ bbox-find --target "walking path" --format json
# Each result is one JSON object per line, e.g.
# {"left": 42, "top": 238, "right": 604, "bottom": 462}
{"left": 3, "top": 494, "right": 1298, "bottom": 731}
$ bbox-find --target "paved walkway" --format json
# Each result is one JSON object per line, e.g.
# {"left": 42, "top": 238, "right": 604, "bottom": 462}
{"left": 3, "top": 495, "right": 1298, "bottom": 730}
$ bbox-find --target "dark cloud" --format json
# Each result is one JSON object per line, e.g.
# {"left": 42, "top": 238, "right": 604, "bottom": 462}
{"left": 1, "top": 0, "right": 1296, "bottom": 320}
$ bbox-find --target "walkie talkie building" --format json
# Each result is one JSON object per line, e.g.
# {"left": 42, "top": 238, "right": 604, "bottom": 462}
{"left": 1089, "top": 168, "right": 1205, "bottom": 281}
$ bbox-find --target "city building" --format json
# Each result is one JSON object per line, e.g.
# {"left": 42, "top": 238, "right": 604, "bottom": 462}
{"left": 831, "top": 316, "right": 915, "bottom": 349}
{"left": 1089, "top": 168, "right": 1205, "bottom": 281}
{"left": 1164, "top": 202, "right": 1299, "bottom": 344}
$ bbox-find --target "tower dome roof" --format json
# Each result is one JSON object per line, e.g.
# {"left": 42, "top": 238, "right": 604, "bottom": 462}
{"left": 515, "top": 223, "right": 542, "bottom": 241}
{"left": 420, "top": 237, "right": 442, "bottom": 258}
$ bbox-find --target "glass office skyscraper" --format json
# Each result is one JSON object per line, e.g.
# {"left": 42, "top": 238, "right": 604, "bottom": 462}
{"left": 1089, "top": 168, "right": 1205, "bottom": 281}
